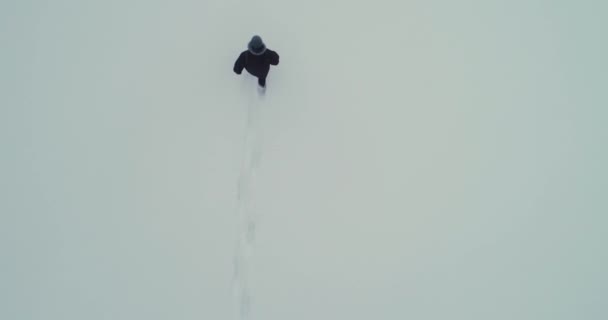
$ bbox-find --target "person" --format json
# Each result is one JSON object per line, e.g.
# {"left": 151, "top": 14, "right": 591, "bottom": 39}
{"left": 233, "top": 35, "right": 279, "bottom": 88}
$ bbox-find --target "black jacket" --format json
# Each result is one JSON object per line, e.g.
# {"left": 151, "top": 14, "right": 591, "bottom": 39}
{"left": 233, "top": 49, "right": 280, "bottom": 79}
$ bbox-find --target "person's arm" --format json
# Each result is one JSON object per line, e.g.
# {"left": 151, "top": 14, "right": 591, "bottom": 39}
{"left": 233, "top": 52, "right": 246, "bottom": 74}
{"left": 267, "top": 50, "right": 279, "bottom": 66}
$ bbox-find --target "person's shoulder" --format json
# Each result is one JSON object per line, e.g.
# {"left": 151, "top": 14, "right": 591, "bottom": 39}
{"left": 266, "top": 49, "right": 279, "bottom": 56}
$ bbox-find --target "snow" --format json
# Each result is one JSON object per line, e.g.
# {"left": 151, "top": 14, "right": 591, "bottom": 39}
{"left": 1, "top": 0, "right": 607, "bottom": 319}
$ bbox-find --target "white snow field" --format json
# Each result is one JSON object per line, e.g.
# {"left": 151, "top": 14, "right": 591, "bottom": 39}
{"left": 1, "top": 0, "right": 607, "bottom": 319}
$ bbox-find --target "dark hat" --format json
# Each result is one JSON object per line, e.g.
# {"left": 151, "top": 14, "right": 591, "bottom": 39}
{"left": 248, "top": 35, "right": 267, "bottom": 55}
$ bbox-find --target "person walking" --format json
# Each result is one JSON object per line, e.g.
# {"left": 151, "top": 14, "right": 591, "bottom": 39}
{"left": 233, "top": 35, "right": 280, "bottom": 88}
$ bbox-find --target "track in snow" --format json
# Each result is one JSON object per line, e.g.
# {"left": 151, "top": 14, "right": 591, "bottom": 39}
{"left": 232, "top": 78, "right": 265, "bottom": 320}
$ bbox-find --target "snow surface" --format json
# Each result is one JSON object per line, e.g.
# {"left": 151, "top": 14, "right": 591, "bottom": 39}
{"left": 1, "top": 0, "right": 607, "bottom": 319}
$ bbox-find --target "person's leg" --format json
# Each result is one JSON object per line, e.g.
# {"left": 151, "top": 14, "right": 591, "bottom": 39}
{"left": 258, "top": 77, "right": 266, "bottom": 88}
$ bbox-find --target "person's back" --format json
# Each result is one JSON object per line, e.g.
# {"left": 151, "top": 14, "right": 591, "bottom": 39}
{"left": 233, "top": 35, "right": 279, "bottom": 88}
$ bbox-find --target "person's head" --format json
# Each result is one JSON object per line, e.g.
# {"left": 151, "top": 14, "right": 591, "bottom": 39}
{"left": 248, "top": 35, "right": 267, "bottom": 55}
